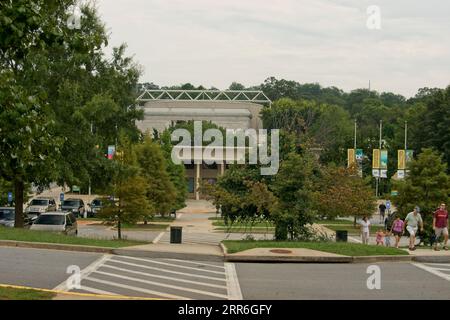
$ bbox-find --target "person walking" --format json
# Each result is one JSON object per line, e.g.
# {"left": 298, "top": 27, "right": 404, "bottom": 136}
{"left": 390, "top": 216, "right": 404, "bottom": 248}
{"left": 379, "top": 202, "right": 387, "bottom": 223}
{"left": 403, "top": 206, "right": 424, "bottom": 251}
{"left": 360, "top": 216, "right": 371, "bottom": 244}
{"left": 433, "top": 203, "right": 449, "bottom": 251}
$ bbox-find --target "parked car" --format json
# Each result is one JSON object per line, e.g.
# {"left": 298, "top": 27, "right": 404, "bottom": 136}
{"left": 60, "top": 198, "right": 85, "bottom": 218}
{"left": 0, "top": 207, "right": 34, "bottom": 228}
{"left": 30, "top": 211, "right": 78, "bottom": 235}
{"left": 87, "top": 198, "right": 104, "bottom": 217}
{"left": 25, "top": 197, "right": 57, "bottom": 218}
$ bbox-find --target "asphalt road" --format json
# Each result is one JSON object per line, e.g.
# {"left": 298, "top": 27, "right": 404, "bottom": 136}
{"left": 1, "top": 247, "right": 450, "bottom": 299}
{"left": 235, "top": 262, "right": 450, "bottom": 299}
{"left": 0, "top": 247, "right": 101, "bottom": 289}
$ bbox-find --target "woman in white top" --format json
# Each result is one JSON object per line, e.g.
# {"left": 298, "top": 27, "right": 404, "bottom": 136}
{"left": 360, "top": 216, "right": 371, "bottom": 244}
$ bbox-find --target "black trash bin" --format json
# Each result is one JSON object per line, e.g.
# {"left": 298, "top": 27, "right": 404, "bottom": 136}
{"left": 170, "top": 226, "right": 182, "bottom": 244}
{"left": 335, "top": 230, "right": 348, "bottom": 242}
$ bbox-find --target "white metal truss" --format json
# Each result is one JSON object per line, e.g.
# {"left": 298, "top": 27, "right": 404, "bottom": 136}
{"left": 136, "top": 89, "right": 272, "bottom": 106}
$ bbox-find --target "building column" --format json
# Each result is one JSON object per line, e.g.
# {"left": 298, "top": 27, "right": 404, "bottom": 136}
{"left": 195, "top": 163, "right": 201, "bottom": 200}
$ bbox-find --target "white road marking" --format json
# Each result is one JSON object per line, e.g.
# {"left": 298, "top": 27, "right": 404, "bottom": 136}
{"left": 412, "top": 263, "right": 450, "bottom": 282}
{"left": 224, "top": 262, "right": 243, "bottom": 300}
{"left": 108, "top": 258, "right": 226, "bottom": 281}
{"left": 348, "top": 236, "right": 362, "bottom": 243}
{"left": 166, "top": 259, "right": 226, "bottom": 269}
{"left": 116, "top": 256, "right": 226, "bottom": 275}
{"left": 79, "top": 285, "right": 118, "bottom": 296}
{"left": 101, "top": 264, "right": 227, "bottom": 289}
{"left": 84, "top": 276, "right": 190, "bottom": 300}
{"left": 53, "top": 254, "right": 112, "bottom": 291}
{"left": 92, "top": 270, "right": 229, "bottom": 299}
{"left": 153, "top": 232, "right": 165, "bottom": 244}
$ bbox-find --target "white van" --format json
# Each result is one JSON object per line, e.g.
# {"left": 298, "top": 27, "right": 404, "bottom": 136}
{"left": 30, "top": 212, "right": 78, "bottom": 235}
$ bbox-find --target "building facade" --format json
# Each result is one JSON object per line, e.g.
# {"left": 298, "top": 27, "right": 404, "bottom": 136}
{"left": 136, "top": 90, "right": 271, "bottom": 199}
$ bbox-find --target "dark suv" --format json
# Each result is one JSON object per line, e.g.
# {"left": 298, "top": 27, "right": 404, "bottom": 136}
{"left": 60, "top": 198, "right": 85, "bottom": 218}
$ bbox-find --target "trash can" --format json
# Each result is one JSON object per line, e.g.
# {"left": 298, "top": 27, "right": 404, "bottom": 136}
{"left": 170, "top": 226, "right": 182, "bottom": 244}
{"left": 335, "top": 230, "right": 348, "bottom": 242}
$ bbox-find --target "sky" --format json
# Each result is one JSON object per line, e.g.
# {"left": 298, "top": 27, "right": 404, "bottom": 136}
{"left": 95, "top": 0, "right": 450, "bottom": 97}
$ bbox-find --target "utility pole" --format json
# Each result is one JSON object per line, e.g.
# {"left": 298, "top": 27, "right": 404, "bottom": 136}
{"left": 88, "top": 122, "right": 93, "bottom": 196}
{"left": 354, "top": 119, "right": 357, "bottom": 150}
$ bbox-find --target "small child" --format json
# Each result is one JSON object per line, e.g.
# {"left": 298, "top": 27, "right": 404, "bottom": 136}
{"left": 384, "top": 230, "right": 391, "bottom": 247}
{"left": 376, "top": 229, "right": 385, "bottom": 246}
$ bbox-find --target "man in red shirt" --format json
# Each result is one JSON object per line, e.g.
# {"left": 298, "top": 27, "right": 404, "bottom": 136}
{"left": 433, "top": 203, "right": 449, "bottom": 251}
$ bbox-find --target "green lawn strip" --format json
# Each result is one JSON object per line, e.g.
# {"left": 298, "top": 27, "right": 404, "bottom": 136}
{"left": 215, "top": 228, "right": 274, "bottom": 234}
{"left": 0, "top": 226, "right": 147, "bottom": 248}
{"left": 222, "top": 240, "right": 409, "bottom": 256}
{"left": 325, "top": 224, "right": 382, "bottom": 235}
{"left": 148, "top": 216, "right": 175, "bottom": 222}
{"left": 0, "top": 286, "right": 56, "bottom": 300}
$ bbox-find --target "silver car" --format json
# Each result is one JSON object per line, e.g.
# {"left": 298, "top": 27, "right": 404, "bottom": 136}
{"left": 25, "top": 197, "right": 57, "bottom": 217}
{"left": 30, "top": 211, "right": 78, "bottom": 235}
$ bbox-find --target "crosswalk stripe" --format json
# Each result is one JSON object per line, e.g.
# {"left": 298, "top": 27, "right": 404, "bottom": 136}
{"left": 108, "top": 258, "right": 226, "bottom": 282}
{"left": 84, "top": 276, "right": 190, "bottom": 300}
{"left": 166, "top": 259, "right": 226, "bottom": 270}
{"left": 101, "top": 264, "right": 227, "bottom": 289}
{"left": 93, "top": 270, "right": 229, "bottom": 299}
{"left": 79, "top": 285, "right": 118, "bottom": 296}
{"left": 412, "top": 263, "right": 450, "bottom": 282}
{"left": 114, "top": 256, "right": 226, "bottom": 275}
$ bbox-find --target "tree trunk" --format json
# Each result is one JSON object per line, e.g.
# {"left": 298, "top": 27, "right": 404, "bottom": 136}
{"left": 353, "top": 216, "right": 357, "bottom": 228}
{"left": 14, "top": 180, "right": 24, "bottom": 228}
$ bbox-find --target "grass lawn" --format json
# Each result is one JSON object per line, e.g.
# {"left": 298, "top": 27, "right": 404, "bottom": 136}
{"left": 325, "top": 224, "right": 381, "bottom": 235}
{"left": 0, "top": 286, "right": 55, "bottom": 300}
{"left": 222, "top": 240, "right": 409, "bottom": 256}
{"left": 0, "top": 226, "right": 147, "bottom": 248}
{"left": 215, "top": 227, "right": 274, "bottom": 234}
{"left": 148, "top": 216, "right": 175, "bottom": 222}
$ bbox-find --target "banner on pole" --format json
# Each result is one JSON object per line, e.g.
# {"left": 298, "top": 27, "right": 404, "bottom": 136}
{"left": 372, "top": 149, "right": 380, "bottom": 169}
{"left": 107, "top": 145, "right": 116, "bottom": 160}
{"left": 347, "top": 149, "right": 355, "bottom": 168}
{"left": 398, "top": 150, "right": 406, "bottom": 170}
{"left": 380, "top": 150, "right": 388, "bottom": 169}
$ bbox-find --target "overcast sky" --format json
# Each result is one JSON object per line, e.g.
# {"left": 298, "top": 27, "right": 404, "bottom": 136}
{"left": 96, "top": 0, "right": 450, "bottom": 97}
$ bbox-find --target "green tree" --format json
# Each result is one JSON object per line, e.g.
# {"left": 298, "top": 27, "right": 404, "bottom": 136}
{"left": 134, "top": 135, "right": 177, "bottom": 217}
{"left": 314, "top": 165, "right": 375, "bottom": 226}
{"left": 0, "top": 0, "right": 78, "bottom": 227}
{"left": 271, "top": 152, "right": 319, "bottom": 240}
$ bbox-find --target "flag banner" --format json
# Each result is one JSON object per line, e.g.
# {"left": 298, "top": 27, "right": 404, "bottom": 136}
{"left": 347, "top": 149, "right": 355, "bottom": 168}
{"left": 372, "top": 169, "right": 380, "bottom": 177}
{"left": 372, "top": 149, "right": 380, "bottom": 169}
{"left": 356, "top": 149, "right": 363, "bottom": 162}
{"left": 380, "top": 150, "right": 388, "bottom": 169}
{"left": 398, "top": 150, "right": 406, "bottom": 170}
{"left": 406, "top": 150, "right": 414, "bottom": 164}
{"left": 108, "top": 145, "right": 116, "bottom": 160}
{"left": 380, "top": 169, "right": 388, "bottom": 178}
{"left": 397, "top": 170, "right": 405, "bottom": 179}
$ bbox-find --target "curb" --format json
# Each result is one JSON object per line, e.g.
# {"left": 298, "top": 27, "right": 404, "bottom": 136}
{"left": 0, "top": 240, "right": 113, "bottom": 254}
{"left": 113, "top": 247, "right": 224, "bottom": 262}
{"left": 412, "top": 255, "right": 450, "bottom": 263}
